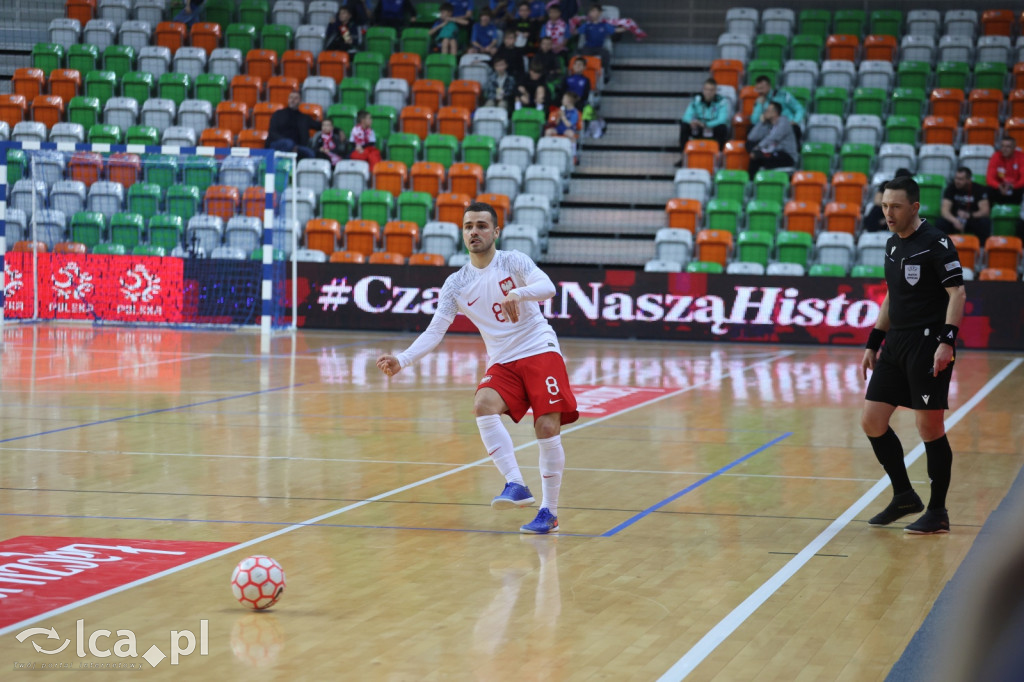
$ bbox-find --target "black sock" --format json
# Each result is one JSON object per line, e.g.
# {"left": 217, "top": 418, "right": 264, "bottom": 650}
{"left": 868, "top": 427, "right": 913, "bottom": 495}
{"left": 924, "top": 435, "right": 953, "bottom": 510}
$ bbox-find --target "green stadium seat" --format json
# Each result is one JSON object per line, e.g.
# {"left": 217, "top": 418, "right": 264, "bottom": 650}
{"left": 88, "top": 123, "right": 122, "bottom": 144}
{"left": 158, "top": 73, "right": 193, "bottom": 107}
{"left": 85, "top": 70, "right": 117, "bottom": 108}
{"left": 110, "top": 212, "right": 145, "bottom": 250}
{"left": 127, "top": 183, "right": 162, "bottom": 225}
{"left": 32, "top": 43, "right": 65, "bottom": 77}
{"left": 461, "top": 134, "right": 496, "bottom": 170}
{"left": 746, "top": 59, "right": 781, "bottom": 87}
{"left": 839, "top": 143, "right": 874, "bottom": 175}
{"left": 339, "top": 77, "right": 371, "bottom": 109}
{"left": 918, "top": 201, "right": 940, "bottom": 223}
{"left": 261, "top": 24, "right": 294, "bottom": 58}
{"left": 359, "top": 189, "right": 395, "bottom": 225}
{"left": 93, "top": 243, "right": 127, "bottom": 255}
{"left": 367, "top": 104, "right": 397, "bottom": 143}
{"left": 400, "top": 27, "right": 432, "bottom": 59}
{"left": 68, "top": 96, "right": 101, "bottom": 128}
{"left": 809, "top": 263, "right": 847, "bottom": 277}
{"left": 686, "top": 261, "right": 724, "bottom": 274}
{"left": 798, "top": 10, "right": 831, "bottom": 38}
{"left": 973, "top": 62, "right": 1008, "bottom": 91}
{"left": 754, "top": 35, "right": 788, "bottom": 64}
{"left": 914, "top": 174, "right": 945, "bottom": 209}
{"left": 196, "top": 73, "right": 228, "bottom": 108}
{"left": 813, "top": 86, "right": 847, "bottom": 116}
{"left": 144, "top": 155, "right": 179, "bottom": 194}
{"left": 239, "top": 1, "right": 269, "bottom": 33}
{"left": 71, "top": 211, "right": 106, "bottom": 250}
{"left": 250, "top": 247, "right": 287, "bottom": 261}
{"left": 122, "top": 71, "right": 155, "bottom": 104}
{"left": 166, "top": 185, "right": 201, "bottom": 223}
{"left": 705, "top": 198, "right": 742, "bottom": 233}
{"left": 885, "top": 115, "right": 920, "bottom": 145}
{"left": 7, "top": 149, "right": 27, "bottom": 185}
{"left": 713, "top": 169, "right": 748, "bottom": 203}
{"left": 226, "top": 24, "right": 258, "bottom": 53}
{"left": 386, "top": 132, "right": 422, "bottom": 167}
{"left": 753, "top": 170, "right": 789, "bottom": 204}
{"left": 511, "top": 108, "right": 545, "bottom": 141}
{"left": 852, "top": 87, "right": 886, "bottom": 116}
{"left": 783, "top": 86, "right": 812, "bottom": 111}
{"left": 891, "top": 87, "right": 926, "bottom": 117}
{"left": 790, "top": 34, "right": 824, "bottom": 62}
{"left": 132, "top": 244, "right": 167, "bottom": 256}
{"left": 327, "top": 103, "right": 358, "bottom": 135}
{"left": 413, "top": 3, "right": 442, "bottom": 28}
{"left": 833, "top": 10, "right": 866, "bottom": 37}
{"left": 424, "top": 133, "right": 459, "bottom": 168}
{"left": 424, "top": 54, "right": 457, "bottom": 86}
{"left": 149, "top": 214, "right": 185, "bottom": 251}
{"left": 776, "top": 231, "right": 813, "bottom": 267}
{"left": 397, "top": 191, "right": 434, "bottom": 227}
{"left": 991, "top": 204, "right": 1020, "bottom": 236}
{"left": 800, "top": 142, "right": 835, "bottom": 175}
{"left": 205, "top": 0, "right": 236, "bottom": 28}
{"left": 353, "top": 51, "right": 386, "bottom": 86}
{"left": 851, "top": 264, "right": 884, "bottom": 278}
{"left": 320, "top": 188, "right": 357, "bottom": 224}
{"left": 737, "top": 230, "right": 773, "bottom": 266}
{"left": 870, "top": 10, "right": 902, "bottom": 38}
{"left": 365, "top": 26, "right": 398, "bottom": 59}
{"left": 103, "top": 45, "right": 135, "bottom": 81}
{"left": 181, "top": 157, "right": 217, "bottom": 194}
{"left": 897, "top": 61, "right": 930, "bottom": 90}
{"left": 935, "top": 62, "right": 969, "bottom": 90}
{"left": 745, "top": 200, "right": 782, "bottom": 233}
{"left": 68, "top": 44, "right": 100, "bottom": 75}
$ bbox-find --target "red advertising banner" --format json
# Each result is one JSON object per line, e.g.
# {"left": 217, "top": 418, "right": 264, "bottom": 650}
{"left": 0, "top": 536, "right": 235, "bottom": 629}
{"left": 3, "top": 254, "right": 184, "bottom": 323}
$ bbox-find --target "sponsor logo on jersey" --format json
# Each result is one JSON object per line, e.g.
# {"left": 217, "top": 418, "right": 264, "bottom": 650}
{"left": 939, "top": 238, "right": 948, "bottom": 248}
{"left": 904, "top": 264, "right": 921, "bottom": 285}
{"left": 480, "top": 375, "right": 492, "bottom": 383}
{"left": 945, "top": 261, "right": 961, "bottom": 271}
{"left": 499, "top": 276, "right": 516, "bottom": 296}
{"left": 467, "top": 296, "right": 480, "bottom": 306}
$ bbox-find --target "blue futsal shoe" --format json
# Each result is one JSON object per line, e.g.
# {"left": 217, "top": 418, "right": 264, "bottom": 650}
{"left": 520, "top": 508, "right": 559, "bottom": 534}
{"left": 491, "top": 482, "right": 535, "bottom": 510}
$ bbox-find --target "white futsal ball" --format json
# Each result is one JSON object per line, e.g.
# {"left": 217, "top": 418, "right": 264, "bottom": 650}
{"left": 231, "top": 555, "right": 286, "bottom": 610}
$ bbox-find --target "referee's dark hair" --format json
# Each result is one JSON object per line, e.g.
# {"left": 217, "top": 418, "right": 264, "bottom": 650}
{"left": 884, "top": 174, "right": 920, "bottom": 204}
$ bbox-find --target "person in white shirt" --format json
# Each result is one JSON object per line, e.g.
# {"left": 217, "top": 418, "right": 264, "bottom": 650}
{"left": 376, "top": 202, "right": 576, "bottom": 534}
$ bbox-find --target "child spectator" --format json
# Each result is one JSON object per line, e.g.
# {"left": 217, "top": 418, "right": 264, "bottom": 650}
{"left": 528, "top": 0, "right": 548, "bottom": 20}
{"left": 449, "top": 0, "right": 474, "bottom": 25}
{"left": 545, "top": 91, "right": 580, "bottom": 162}
{"left": 489, "top": 0, "right": 511, "bottom": 22}
{"left": 484, "top": 56, "right": 517, "bottom": 115}
{"left": 313, "top": 119, "right": 345, "bottom": 167}
{"left": 349, "top": 110, "right": 381, "bottom": 169}
{"left": 470, "top": 10, "right": 500, "bottom": 55}
{"left": 554, "top": 57, "right": 591, "bottom": 108}
{"left": 495, "top": 30, "right": 526, "bottom": 77}
{"left": 575, "top": 4, "right": 622, "bottom": 79}
{"left": 534, "top": 36, "right": 564, "bottom": 81}
{"left": 430, "top": 3, "right": 460, "bottom": 55}
{"left": 507, "top": 2, "right": 540, "bottom": 49}
{"left": 517, "top": 59, "right": 549, "bottom": 110}
{"left": 325, "top": 7, "right": 361, "bottom": 53}
{"left": 541, "top": 4, "right": 570, "bottom": 53}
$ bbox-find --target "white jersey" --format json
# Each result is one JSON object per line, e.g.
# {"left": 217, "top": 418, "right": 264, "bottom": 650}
{"left": 396, "top": 250, "right": 560, "bottom": 368}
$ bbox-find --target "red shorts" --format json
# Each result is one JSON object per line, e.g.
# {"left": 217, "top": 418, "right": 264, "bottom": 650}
{"left": 476, "top": 352, "right": 579, "bottom": 425}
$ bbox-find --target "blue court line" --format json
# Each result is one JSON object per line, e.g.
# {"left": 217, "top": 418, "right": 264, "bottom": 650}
{"left": 600, "top": 432, "right": 794, "bottom": 537}
{"left": 0, "top": 512, "right": 597, "bottom": 537}
{"left": 0, "top": 383, "right": 304, "bottom": 445}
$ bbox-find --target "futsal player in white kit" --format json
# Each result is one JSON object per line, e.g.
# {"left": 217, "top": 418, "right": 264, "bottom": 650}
{"left": 376, "top": 202, "right": 578, "bottom": 534}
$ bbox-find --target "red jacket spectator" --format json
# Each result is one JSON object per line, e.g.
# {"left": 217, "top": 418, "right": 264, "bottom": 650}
{"left": 986, "top": 138, "right": 1024, "bottom": 205}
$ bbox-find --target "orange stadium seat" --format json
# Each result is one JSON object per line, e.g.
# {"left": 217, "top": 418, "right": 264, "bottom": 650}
{"left": 282, "top": 50, "right": 314, "bottom": 84}
{"left": 0, "top": 94, "right": 27, "bottom": 129}
{"left": 32, "top": 95, "right": 64, "bottom": 129}
{"left": 963, "top": 117, "right": 999, "bottom": 146}
{"left": 49, "top": 69, "right": 82, "bottom": 103}
{"left": 436, "top": 192, "right": 471, "bottom": 224}
{"left": 12, "top": 240, "right": 48, "bottom": 253}
{"left": 253, "top": 102, "right": 283, "bottom": 131}
{"left": 437, "top": 106, "right": 470, "bottom": 140}
{"left": 369, "top": 251, "right": 406, "bottom": 264}
{"left": 710, "top": 59, "right": 743, "bottom": 89}
{"left": 68, "top": 151, "right": 103, "bottom": 187}
{"left": 66, "top": 0, "right": 94, "bottom": 25}
{"left": 305, "top": 218, "right": 342, "bottom": 255}
{"left": 683, "top": 139, "right": 719, "bottom": 174}
{"left": 400, "top": 105, "right": 434, "bottom": 139}
{"left": 231, "top": 75, "right": 263, "bottom": 110}
{"left": 739, "top": 85, "right": 758, "bottom": 117}
{"left": 475, "top": 193, "right": 510, "bottom": 225}
{"left": 410, "top": 161, "right": 445, "bottom": 197}
{"left": 1004, "top": 118, "right": 1024, "bottom": 147}
{"left": 447, "top": 80, "right": 481, "bottom": 113}
{"left": 1009, "top": 89, "right": 1024, "bottom": 118}
{"left": 824, "top": 202, "right": 860, "bottom": 234}
{"left": 317, "top": 51, "right": 349, "bottom": 84}
{"left": 389, "top": 52, "right": 422, "bottom": 86}
{"left": 783, "top": 201, "right": 821, "bottom": 235}
{"left": 411, "top": 79, "right": 445, "bottom": 113}
{"left": 695, "top": 229, "right": 733, "bottom": 266}
{"left": 826, "top": 34, "right": 858, "bottom": 61}
{"left": 246, "top": 49, "right": 278, "bottom": 84}
{"left": 979, "top": 267, "right": 1018, "bottom": 281}
{"left": 268, "top": 76, "right": 299, "bottom": 105}
{"left": 863, "top": 34, "right": 897, "bottom": 61}
{"left": 190, "top": 23, "right": 222, "bottom": 55}
{"left": 298, "top": 102, "right": 323, "bottom": 122}
{"left": 13, "top": 68, "right": 46, "bottom": 100}
{"left": 730, "top": 114, "right": 750, "bottom": 145}
{"left": 408, "top": 252, "right": 446, "bottom": 266}
{"left": 722, "top": 140, "right": 749, "bottom": 171}
{"left": 155, "top": 22, "right": 187, "bottom": 55}
{"left": 983, "top": 10, "right": 1014, "bottom": 36}
{"left": 985, "top": 236, "right": 1023, "bottom": 270}
{"left": 571, "top": 55, "right": 602, "bottom": 90}
{"left": 922, "top": 116, "right": 958, "bottom": 145}
{"left": 831, "top": 171, "right": 868, "bottom": 204}
{"left": 200, "top": 127, "right": 234, "bottom": 147}
{"left": 54, "top": 241, "right": 88, "bottom": 254}
{"left": 448, "top": 163, "right": 484, "bottom": 196}
{"left": 373, "top": 160, "right": 408, "bottom": 196}
{"left": 204, "top": 185, "right": 240, "bottom": 221}
{"left": 790, "top": 170, "right": 828, "bottom": 205}
{"left": 383, "top": 221, "right": 419, "bottom": 257}
{"left": 242, "top": 187, "right": 267, "bottom": 217}
{"left": 969, "top": 89, "right": 1003, "bottom": 119}
{"left": 930, "top": 88, "right": 965, "bottom": 118}
{"left": 344, "top": 219, "right": 380, "bottom": 256}
{"left": 1014, "top": 63, "right": 1024, "bottom": 90}
{"left": 330, "top": 250, "right": 366, "bottom": 263}
{"left": 108, "top": 152, "right": 141, "bottom": 188}
{"left": 216, "top": 101, "right": 248, "bottom": 137}
{"left": 950, "top": 234, "right": 981, "bottom": 271}
{"left": 665, "top": 198, "right": 702, "bottom": 231}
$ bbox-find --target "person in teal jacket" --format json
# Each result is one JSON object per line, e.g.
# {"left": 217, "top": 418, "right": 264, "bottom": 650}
{"left": 750, "top": 75, "right": 805, "bottom": 137}
{"left": 675, "top": 78, "right": 732, "bottom": 167}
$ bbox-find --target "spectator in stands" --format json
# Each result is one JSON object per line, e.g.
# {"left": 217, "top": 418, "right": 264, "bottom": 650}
{"left": 312, "top": 119, "right": 346, "bottom": 168}
{"left": 746, "top": 101, "right": 797, "bottom": 178}
{"left": 507, "top": 2, "right": 540, "bottom": 49}
{"left": 554, "top": 57, "right": 591, "bottom": 109}
{"left": 546, "top": 91, "right": 580, "bottom": 144}
{"left": 268, "top": 91, "right": 317, "bottom": 160}
{"left": 541, "top": 4, "right": 570, "bottom": 54}
{"left": 517, "top": 59, "right": 550, "bottom": 111}
{"left": 341, "top": 0, "right": 371, "bottom": 28}
{"left": 469, "top": 10, "right": 500, "bottom": 55}
{"left": 495, "top": 30, "right": 526, "bottom": 77}
{"left": 534, "top": 36, "right": 565, "bottom": 81}
{"left": 574, "top": 4, "right": 623, "bottom": 80}
{"left": 863, "top": 168, "right": 913, "bottom": 232}
{"left": 325, "top": 6, "right": 361, "bottom": 53}
{"left": 937, "top": 167, "right": 991, "bottom": 241}
{"left": 986, "top": 137, "right": 1024, "bottom": 205}
{"left": 373, "top": 0, "right": 418, "bottom": 30}
{"left": 750, "top": 75, "right": 805, "bottom": 141}
{"left": 489, "top": 0, "right": 511, "bottom": 22}
{"left": 484, "top": 56, "right": 517, "bottom": 115}
{"left": 173, "top": 0, "right": 204, "bottom": 27}
{"left": 349, "top": 109, "right": 382, "bottom": 169}
{"left": 431, "top": 3, "right": 461, "bottom": 56}
{"left": 675, "top": 78, "right": 730, "bottom": 168}
{"left": 449, "top": 0, "right": 475, "bottom": 25}
{"left": 528, "top": 0, "right": 549, "bottom": 19}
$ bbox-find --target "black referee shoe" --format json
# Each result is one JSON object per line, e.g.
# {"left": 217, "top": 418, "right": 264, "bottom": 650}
{"left": 868, "top": 490, "right": 925, "bottom": 526}
{"left": 904, "top": 508, "right": 950, "bottom": 535}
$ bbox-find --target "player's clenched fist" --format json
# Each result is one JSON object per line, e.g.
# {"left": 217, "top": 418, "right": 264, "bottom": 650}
{"left": 501, "top": 291, "right": 521, "bottom": 323}
{"left": 377, "top": 355, "right": 401, "bottom": 377}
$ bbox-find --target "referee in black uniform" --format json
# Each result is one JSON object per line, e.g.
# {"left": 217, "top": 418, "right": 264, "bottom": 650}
{"left": 861, "top": 175, "right": 968, "bottom": 534}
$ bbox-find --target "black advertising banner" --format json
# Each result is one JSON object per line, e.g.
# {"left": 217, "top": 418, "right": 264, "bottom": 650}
{"left": 292, "top": 264, "right": 1023, "bottom": 350}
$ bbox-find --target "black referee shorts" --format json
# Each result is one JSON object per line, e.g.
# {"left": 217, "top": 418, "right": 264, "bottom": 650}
{"left": 865, "top": 327, "right": 954, "bottom": 410}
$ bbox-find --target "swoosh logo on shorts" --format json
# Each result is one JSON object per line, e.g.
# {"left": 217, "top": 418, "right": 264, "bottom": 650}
{"left": 468, "top": 297, "right": 481, "bottom": 306}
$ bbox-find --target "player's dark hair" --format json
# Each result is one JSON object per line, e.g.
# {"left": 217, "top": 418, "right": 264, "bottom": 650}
{"left": 465, "top": 201, "right": 499, "bottom": 227}
{"left": 883, "top": 175, "right": 920, "bottom": 203}
{"left": 956, "top": 166, "right": 972, "bottom": 178}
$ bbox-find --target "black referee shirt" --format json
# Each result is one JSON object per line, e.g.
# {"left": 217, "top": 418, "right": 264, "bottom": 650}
{"left": 883, "top": 219, "right": 964, "bottom": 330}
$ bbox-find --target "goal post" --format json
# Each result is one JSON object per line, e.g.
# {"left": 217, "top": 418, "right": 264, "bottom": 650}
{"left": 0, "top": 139, "right": 298, "bottom": 336}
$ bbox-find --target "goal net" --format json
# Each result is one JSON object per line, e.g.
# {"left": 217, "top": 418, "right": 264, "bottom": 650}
{"left": 1, "top": 140, "right": 297, "bottom": 333}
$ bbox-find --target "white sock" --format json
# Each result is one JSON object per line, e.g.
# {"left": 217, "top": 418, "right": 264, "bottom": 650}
{"left": 476, "top": 415, "right": 523, "bottom": 485}
{"left": 537, "top": 435, "right": 565, "bottom": 516}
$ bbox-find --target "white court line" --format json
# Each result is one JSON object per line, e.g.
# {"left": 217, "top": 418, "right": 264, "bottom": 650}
{"left": 0, "top": 350, "right": 794, "bottom": 638}
{"left": 657, "top": 357, "right": 1024, "bottom": 681}
{"left": 31, "top": 355, "right": 215, "bottom": 381}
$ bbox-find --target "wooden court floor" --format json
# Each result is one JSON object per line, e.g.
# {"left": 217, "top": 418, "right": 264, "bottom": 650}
{"left": 0, "top": 323, "right": 1022, "bottom": 680}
